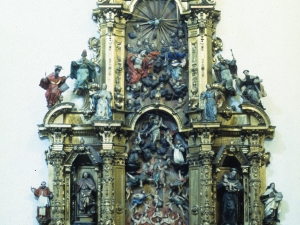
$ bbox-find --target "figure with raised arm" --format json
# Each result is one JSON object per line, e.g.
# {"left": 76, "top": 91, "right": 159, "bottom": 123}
{"left": 213, "top": 54, "right": 237, "bottom": 94}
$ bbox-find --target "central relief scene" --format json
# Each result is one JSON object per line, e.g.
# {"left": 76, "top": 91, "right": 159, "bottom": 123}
{"left": 124, "top": 0, "right": 189, "bottom": 224}
{"left": 125, "top": 112, "right": 189, "bottom": 224}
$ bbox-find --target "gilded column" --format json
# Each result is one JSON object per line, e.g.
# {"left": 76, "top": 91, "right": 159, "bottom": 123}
{"left": 187, "top": 4, "right": 220, "bottom": 114}
{"left": 46, "top": 128, "right": 69, "bottom": 225}
{"left": 113, "top": 152, "right": 127, "bottom": 225}
{"left": 247, "top": 132, "right": 266, "bottom": 225}
{"left": 99, "top": 138, "right": 115, "bottom": 225}
{"left": 94, "top": 121, "right": 121, "bottom": 225}
{"left": 187, "top": 152, "right": 201, "bottom": 225}
{"left": 64, "top": 165, "right": 71, "bottom": 225}
{"left": 198, "top": 127, "right": 217, "bottom": 225}
{"left": 93, "top": 5, "right": 129, "bottom": 120}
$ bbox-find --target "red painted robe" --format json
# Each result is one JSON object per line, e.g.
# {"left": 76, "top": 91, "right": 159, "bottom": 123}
{"left": 33, "top": 187, "right": 53, "bottom": 218}
{"left": 39, "top": 73, "right": 67, "bottom": 107}
{"left": 127, "top": 51, "right": 160, "bottom": 85}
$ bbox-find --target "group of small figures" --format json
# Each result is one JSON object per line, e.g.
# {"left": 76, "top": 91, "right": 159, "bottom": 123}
{"left": 201, "top": 53, "right": 267, "bottom": 122}
{"left": 125, "top": 24, "right": 189, "bottom": 111}
{"left": 31, "top": 173, "right": 282, "bottom": 225}
{"left": 39, "top": 50, "right": 96, "bottom": 107}
{"left": 39, "top": 50, "right": 113, "bottom": 120}
{"left": 130, "top": 188, "right": 188, "bottom": 214}
{"left": 128, "top": 180, "right": 189, "bottom": 225}
{"left": 31, "top": 172, "right": 97, "bottom": 223}
{"left": 39, "top": 46, "right": 267, "bottom": 123}
{"left": 131, "top": 208, "right": 186, "bottom": 225}
{"left": 127, "top": 115, "right": 187, "bottom": 170}
{"left": 125, "top": 46, "right": 187, "bottom": 110}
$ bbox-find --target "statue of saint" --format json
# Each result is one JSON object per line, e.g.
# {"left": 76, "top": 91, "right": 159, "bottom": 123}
{"left": 213, "top": 54, "right": 237, "bottom": 94}
{"left": 39, "top": 65, "right": 69, "bottom": 108}
{"left": 70, "top": 49, "right": 95, "bottom": 95}
{"left": 200, "top": 84, "right": 217, "bottom": 122}
{"left": 236, "top": 70, "right": 267, "bottom": 109}
{"left": 217, "top": 168, "right": 243, "bottom": 225}
{"left": 261, "top": 183, "right": 283, "bottom": 223}
{"left": 76, "top": 172, "right": 96, "bottom": 214}
{"left": 92, "top": 83, "right": 112, "bottom": 120}
{"left": 31, "top": 181, "right": 53, "bottom": 219}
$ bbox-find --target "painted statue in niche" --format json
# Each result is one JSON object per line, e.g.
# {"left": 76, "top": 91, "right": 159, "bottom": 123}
{"left": 260, "top": 183, "right": 283, "bottom": 224}
{"left": 70, "top": 49, "right": 96, "bottom": 95}
{"left": 125, "top": 112, "right": 189, "bottom": 225}
{"left": 76, "top": 172, "right": 97, "bottom": 215}
{"left": 217, "top": 168, "right": 243, "bottom": 225}
{"left": 39, "top": 65, "right": 70, "bottom": 108}
{"left": 236, "top": 70, "right": 267, "bottom": 110}
{"left": 31, "top": 181, "right": 54, "bottom": 219}
{"left": 125, "top": 0, "right": 189, "bottom": 125}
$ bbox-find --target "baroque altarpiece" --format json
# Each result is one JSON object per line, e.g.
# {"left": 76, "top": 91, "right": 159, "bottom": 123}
{"left": 36, "top": 0, "right": 279, "bottom": 225}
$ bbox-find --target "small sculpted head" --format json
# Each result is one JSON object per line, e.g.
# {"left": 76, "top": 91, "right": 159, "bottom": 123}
{"left": 81, "top": 49, "right": 87, "bottom": 58}
{"left": 83, "top": 172, "right": 88, "bottom": 178}
{"left": 139, "top": 49, "right": 147, "bottom": 56}
{"left": 206, "top": 84, "right": 211, "bottom": 90}
{"left": 54, "top": 65, "right": 62, "bottom": 77}
{"left": 217, "top": 54, "right": 224, "bottom": 63}
{"left": 229, "top": 168, "right": 237, "bottom": 178}
{"left": 41, "top": 181, "right": 46, "bottom": 188}
{"left": 243, "top": 70, "right": 249, "bottom": 75}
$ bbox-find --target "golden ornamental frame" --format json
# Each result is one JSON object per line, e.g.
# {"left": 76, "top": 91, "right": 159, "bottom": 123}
{"left": 36, "top": 0, "right": 278, "bottom": 225}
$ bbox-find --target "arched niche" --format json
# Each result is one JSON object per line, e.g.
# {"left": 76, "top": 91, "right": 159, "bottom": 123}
{"left": 213, "top": 144, "right": 249, "bottom": 225}
{"left": 63, "top": 145, "right": 102, "bottom": 224}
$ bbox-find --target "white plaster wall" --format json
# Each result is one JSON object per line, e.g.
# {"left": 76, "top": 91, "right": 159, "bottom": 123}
{"left": 0, "top": 0, "right": 299, "bottom": 224}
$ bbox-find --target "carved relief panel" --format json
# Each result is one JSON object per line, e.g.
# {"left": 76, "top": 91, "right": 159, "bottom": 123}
{"left": 124, "top": 0, "right": 189, "bottom": 126}
{"left": 125, "top": 111, "right": 189, "bottom": 224}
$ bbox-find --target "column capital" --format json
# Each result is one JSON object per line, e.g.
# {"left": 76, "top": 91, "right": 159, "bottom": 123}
{"left": 94, "top": 121, "right": 122, "bottom": 146}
